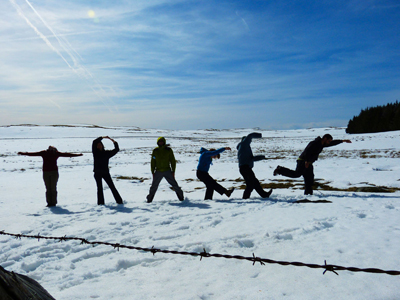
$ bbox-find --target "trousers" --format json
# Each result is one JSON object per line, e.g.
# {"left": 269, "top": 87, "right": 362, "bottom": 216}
{"left": 239, "top": 165, "right": 271, "bottom": 199}
{"left": 94, "top": 171, "right": 123, "bottom": 205}
{"left": 146, "top": 171, "right": 184, "bottom": 202}
{"left": 43, "top": 171, "right": 59, "bottom": 206}
{"left": 196, "top": 170, "right": 227, "bottom": 200}
{"left": 278, "top": 160, "right": 314, "bottom": 195}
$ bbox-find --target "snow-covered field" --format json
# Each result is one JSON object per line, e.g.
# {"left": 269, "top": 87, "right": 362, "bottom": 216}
{"left": 1, "top": 125, "right": 399, "bottom": 300}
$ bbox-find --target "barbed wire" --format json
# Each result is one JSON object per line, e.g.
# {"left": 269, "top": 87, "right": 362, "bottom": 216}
{"left": 1, "top": 230, "right": 400, "bottom": 276}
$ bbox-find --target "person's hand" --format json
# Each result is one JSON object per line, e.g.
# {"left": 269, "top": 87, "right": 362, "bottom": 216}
{"left": 105, "top": 136, "right": 115, "bottom": 143}
{"left": 305, "top": 161, "right": 310, "bottom": 168}
{"left": 78, "top": 153, "right": 83, "bottom": 156}
{"left": 17, "top": 152, "right": 24, "bottom": 155}
{"left": 225, "top": 147, "right": 231, "bottom": 151}
{"left": 343, "top": 139, "right": 352, "bottom": 143}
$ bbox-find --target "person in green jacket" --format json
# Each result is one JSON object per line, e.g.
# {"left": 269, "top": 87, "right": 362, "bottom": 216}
{"left": 146, "top": 137, "right": 184, "bottom": 203}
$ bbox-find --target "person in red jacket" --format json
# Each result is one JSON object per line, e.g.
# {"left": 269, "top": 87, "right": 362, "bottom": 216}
{"left": 18, "top": 146, "right": 83, "bottom": 207}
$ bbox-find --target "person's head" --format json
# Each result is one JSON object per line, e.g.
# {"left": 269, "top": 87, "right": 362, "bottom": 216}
{"left": 209, "top": 148, "right": 220, "bottom": 159}
{"left": 157, "top": 137, "right": 166, "bottom": 147}
{"left": 47, "top": 146, "right": 58, "bottom": 152}
{"left": 321, "top": 134, "right": 333, "bottom": 146}
{"left": 97, "top": 142, "right": 104, "bottom": 151}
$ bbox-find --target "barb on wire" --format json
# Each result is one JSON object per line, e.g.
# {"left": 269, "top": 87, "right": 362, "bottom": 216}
{"left": 1, "top": 231, "right": 399, "bottom": 276}
{"left": 323, "top": 260, "right": 339, "bottom": 276}
{"left": 200, "top": 248, "right": 209, "bottom": 261}
{"left": 252, "top": 253, "right": 265, "bottom": 266}
{"left": 150, "top": 246, "right": 158, "bottom": 256}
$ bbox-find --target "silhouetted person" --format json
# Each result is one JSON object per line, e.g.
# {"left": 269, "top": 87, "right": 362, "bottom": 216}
{"left": 237, "top": 133, "right": 272, "bottom": 199}
{"left": 273, "top": 134, "right": 351, "bottom": 195}
{"left": 92, "top": 136, "right": 123, "bottom": 205}
{"left": 18, "top": 146, "right": 83, "bottom": 207}
{"left": 146, "top": 137, "right": 184, "bottom": 203}
{"left": 197, "top": 147, "right": 235, "bottom": 200}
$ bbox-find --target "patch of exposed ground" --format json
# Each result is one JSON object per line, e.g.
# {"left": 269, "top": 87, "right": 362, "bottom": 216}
{"left": 195, "top": 178, "right": 400, "bottom": 193}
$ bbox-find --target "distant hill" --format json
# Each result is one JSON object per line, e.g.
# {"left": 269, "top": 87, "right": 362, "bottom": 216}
{"left": 346, "top": 101, "right": 400, "bottom": 134}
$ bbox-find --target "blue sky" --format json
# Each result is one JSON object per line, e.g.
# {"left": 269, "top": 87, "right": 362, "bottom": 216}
{"left": 1, "top": 0, "right": 399, "bottom": 129}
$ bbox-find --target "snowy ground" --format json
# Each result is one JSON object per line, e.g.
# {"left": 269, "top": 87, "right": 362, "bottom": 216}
{"left": 1, "top": 125, "right": 399, "bottom": 300}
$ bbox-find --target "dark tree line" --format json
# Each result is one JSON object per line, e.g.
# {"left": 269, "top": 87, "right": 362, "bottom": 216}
{"left": 346, "top": 101, "right": 400, "bottom": 134}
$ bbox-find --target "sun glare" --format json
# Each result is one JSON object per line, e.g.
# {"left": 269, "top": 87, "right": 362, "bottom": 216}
{"left": 88, "top": 10, "right": 96, "bottom": 18}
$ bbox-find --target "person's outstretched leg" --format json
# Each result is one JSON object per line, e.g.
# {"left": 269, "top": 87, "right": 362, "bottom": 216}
{"left": 241, "top": 165, "right": 271, "bottom": 198}
{"left": 164, "top": 171, "right": 184, "bottom": 201}
{"left": 252, "top": 172, "right": 272, "bottom": 198}
{"left": 274, "top": 161, "right": 305, "bottom": 178}
{"left": 197, "top": 170, "right": 215, "bottom": 200}
{"left": 146, "top": 172, "right": 164, "bottom": 203}
{"left": 197, "top": 170, "right": 228, "bottom": 200}
{"left": 103, "top": 173, "right": 123, "bottom": 204}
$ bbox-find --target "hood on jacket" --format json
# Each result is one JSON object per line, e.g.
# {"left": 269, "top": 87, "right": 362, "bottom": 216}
{"left": 157, "top": 137, "right": 166, "bottom": 146}
{"left": 236, "top": 136, "right": 246, "bottom": 150}
{"left": 199, "top": 147, "right": 208, "bottom": 154}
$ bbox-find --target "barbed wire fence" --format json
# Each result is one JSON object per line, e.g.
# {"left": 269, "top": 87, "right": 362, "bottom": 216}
{"left": 1, "top": 230, "right": 400, "bottom": 276}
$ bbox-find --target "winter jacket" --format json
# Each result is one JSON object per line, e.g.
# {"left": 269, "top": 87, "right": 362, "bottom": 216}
{"left": 298, "top": 136, "right": 343, "bottom": 163}
{"left": 22, "top": 150, "right": 80, "bottom": 172}
{"left": 237, "top": 132, "right": 265, "bottom": 168}
{"left": 197, "top": 147, "right": 226, "bottom": 173}
{"left": 92, "top": 137, "right": 119, "bottom": 173}
{"left": 150, "top": 137, "right": 177, "bottom": 173}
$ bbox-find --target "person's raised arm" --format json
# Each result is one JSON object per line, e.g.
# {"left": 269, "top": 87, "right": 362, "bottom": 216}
{"left": 58, "top": 152, "right": 83, "bottom": 158}
{"left": 18, "top": 151, "right": 42, "bottom": 156}
{"left": 107, "top": 137, "right": 119, "bottom": 157}
{"left": 327, "top": 139, "right": 352, "bottom": 148}
{"left": 241, "top": 133, "right": 262, "bottom": 146}
{"left": 111, "top": 138, "right": 119, "bottom": 151}
{"left": 253, "top": 155, "right": 266, "bottom": 161}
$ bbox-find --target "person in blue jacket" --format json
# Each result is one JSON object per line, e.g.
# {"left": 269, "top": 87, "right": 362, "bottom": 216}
{"left": 196, "top": 147, "right": 235, "bottom": 200}
{"left": 237, "top": 132, "right": 272, "bottom": 199}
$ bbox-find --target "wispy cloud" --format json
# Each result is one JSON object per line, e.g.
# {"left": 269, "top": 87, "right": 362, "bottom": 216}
{"left": 1, "top": 0, "right": 400, "bottom": 129}
{"left": 9, "top": 0, "right": 74, "bottom": 69}
{"left": 7, "top": 0, "right": 120, "bottom": 113}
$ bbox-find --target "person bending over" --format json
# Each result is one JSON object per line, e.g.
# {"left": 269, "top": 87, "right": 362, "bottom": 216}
{"left": 197, "top": 147, "right": 235, "bottom": 200}
{"left": 237, "top": 133, "right": 272, "bottom": 199}
{"left": 273, "top": 134, "right": 351, "bottom": 195}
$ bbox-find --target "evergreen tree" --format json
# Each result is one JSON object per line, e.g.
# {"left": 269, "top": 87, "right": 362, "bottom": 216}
{"left": 346, "top": 101, "right": 400, "bottom": 134}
